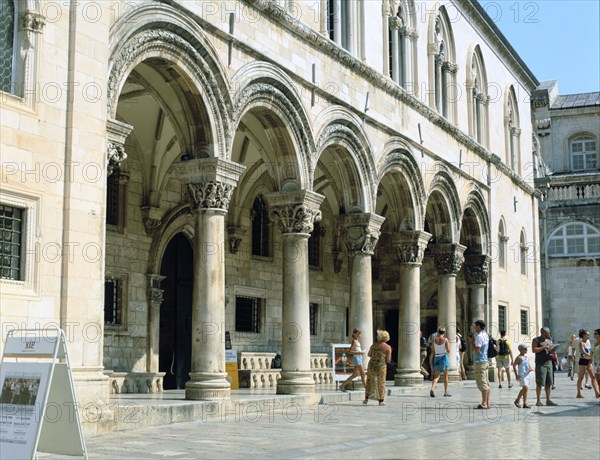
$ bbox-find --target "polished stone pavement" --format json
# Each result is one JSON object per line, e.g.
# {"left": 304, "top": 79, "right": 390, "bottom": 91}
{"left": 40, "top": 372, "right": 599, "bottom": 459}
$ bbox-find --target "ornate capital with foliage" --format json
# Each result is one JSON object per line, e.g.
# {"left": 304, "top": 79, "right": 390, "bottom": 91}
{"left": 428, "top": 243, "right": 466, "bottom": 275}
{"left": 464, "top": 254, "right": 491, "bottom": 285}
{"left": 267, "top": 190, "right": 324, "bottom": 235}
{"left": 393, "top": 231, "right": 432, "bottom": 265}
{"left": 186, "top": 182, "right": 234, "bottom": 211}
{"left": 106, "top": 118, "right": 133, "bottom": 176}
{"left": 339, "top": 213, "right": 385, "bottom": 256}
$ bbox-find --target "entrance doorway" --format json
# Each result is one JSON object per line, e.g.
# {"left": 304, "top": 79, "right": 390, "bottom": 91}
{"left": 384, "top": 309, "right": 399, "bottom": 364}
{"left": 159, "top": 233, "right": 193, "bottom": 390}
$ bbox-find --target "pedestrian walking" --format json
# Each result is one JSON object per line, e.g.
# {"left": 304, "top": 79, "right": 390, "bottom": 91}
{"left": 363, "top": 330, "right": 392, "bottom": 406}
{"left": 563, "top": 334, "right": 577, "bottom": 380}
{"left": 575, "top": 329, "right": 600, "bottom": 399}
{"left": 472, "top": 320, "right": 490, "bottom": 409}
{"left": 429, "top": 327, "right": 451, "bottom": 397}
{"left": 496, "top": 329, "right": 514, "bottom": 389}
{"left": 340, "top": 328, "right": 367, "bottom": 391}
{"left": 592, "top": 329, "right": 600, "bottom": 405}
{"left": 513, "top": 343, "right": 532, "bottom": 408}
{"left": 532, "top": 326, "right": 558, "bottom": 406}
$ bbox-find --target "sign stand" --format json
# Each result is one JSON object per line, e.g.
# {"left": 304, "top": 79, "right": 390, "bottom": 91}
{"left": 0, "top": 328, "right": 87, "bottom": 460}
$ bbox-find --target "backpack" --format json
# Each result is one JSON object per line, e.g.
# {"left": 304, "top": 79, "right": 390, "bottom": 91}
{"left": 459, "top": 336, "right": 467, "bottom": 352}
{"left": 498, "top": 338, "right": 510, "bottom": 356}
{"left": 487, "top": 337, "right": 498, "bottom": 358}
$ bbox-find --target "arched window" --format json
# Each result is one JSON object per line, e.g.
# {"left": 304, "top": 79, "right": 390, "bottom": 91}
{"left": 429, "top": 7, "right": 456, "bottom": 121}
{"left": 467, "top": 47, "right": 489, "bottom": 147}
{"left": 327, "top": 0, "right": 353, "bottom": 52}
{"left": 0, "top": 0, "right": 15, "bottom": 93}
{"left": 548, "top": 223, "right": 600, "bottom": 257}
{"left": 498, "top": 220, "right": 507, "bottom": 269}
{"left": 570, "top": 135, "right": 597, "bottom": 171}
{"left": 520, "top": 231, "right": 527, "bottom": 276}
{"left": 251, "top": 196, "right": 270, "bottom": 257}
{"left": 505, "top": 86, "right": 521, "bottom": 173}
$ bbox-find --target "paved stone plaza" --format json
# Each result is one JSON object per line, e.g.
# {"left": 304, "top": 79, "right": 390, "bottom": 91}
{"left": 40, "top": 373, "right": 599, "bottom": 459}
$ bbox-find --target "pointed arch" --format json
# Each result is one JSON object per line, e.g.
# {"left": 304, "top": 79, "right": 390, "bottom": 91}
{"left": 107, "top": 4, "right": 232, "bottom": 160}
{"left": 504, "top": 85, "right": 521, "bottom": 173}
{"left": 313, "top": 106, "right": 377, "bottom": 213}
{"left": 466, "top": 45, "right": 489, "bottom": 147}
{"left": 428, "top": 4, "right": 457, "bottom": 121}
{"left": 376, "top": 139, "right": 426, "bottom": 231}
{"left": 460, "top": 185, "right": 491, "bottom": 255}
{"left": 230, "top": 62, "right": 315, "bottom": 190}
{"left": 425, "top": 168, "right": 462, "bottom": 243}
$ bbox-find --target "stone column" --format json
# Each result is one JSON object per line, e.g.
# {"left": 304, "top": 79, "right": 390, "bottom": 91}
{"left": 174, "top": 158, "right": 245, "bottom": 400}
{"left": 428, "top": 243, "right": 466, "bottom": 382}
{"left": 393, "top": 231, "right": 431, "bottom": 386}
{"left": 464, "top": 254, "right": 490, "bottom": 370}
{"left": 267, "top": 190, "right": 324, "bottom": 394}
{"left": 339, "top": 213, "right": 385, "bottom": 366}
{"left": 146, "top": 274, "right": 165, "bottom": 373}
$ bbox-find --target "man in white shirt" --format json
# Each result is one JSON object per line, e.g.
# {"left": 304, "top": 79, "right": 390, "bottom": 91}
{"left": 473, "top": 320, "right": 490, "bottom": 409}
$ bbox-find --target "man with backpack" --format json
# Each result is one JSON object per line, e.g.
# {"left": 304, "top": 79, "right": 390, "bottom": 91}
{"left": 472, "top": 320, "right": 491, "bottom": 409}
{"left": 496, "top": 330, "right": 514, "bottom": 388}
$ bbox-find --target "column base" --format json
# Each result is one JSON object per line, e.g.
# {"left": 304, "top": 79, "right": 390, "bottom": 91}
{"left": 447, "top": 370, "right": 461, "bottom": 382}
{"left": 185, "top": 372, "right": 231, "bottom": 400}
{"left": 394, "top": 369, "right": 425, "bottom": 387}
{"left": 276, "top": 371, "right": 315, "bottom": 394}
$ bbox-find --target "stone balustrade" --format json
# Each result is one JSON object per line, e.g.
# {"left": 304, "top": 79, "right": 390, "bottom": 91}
{"left": 105, "top": 371, "right": 166, "bottom": 394}
{"left": 545, "top": 182, "right": 600, "bottom": 201}
{"left": 237, "top": 352, "right": 334, "bottom": 388}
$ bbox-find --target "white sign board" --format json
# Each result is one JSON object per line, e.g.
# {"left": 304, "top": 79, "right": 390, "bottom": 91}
{"left": 0, "top": 330, "right": 87, "bottom": 460}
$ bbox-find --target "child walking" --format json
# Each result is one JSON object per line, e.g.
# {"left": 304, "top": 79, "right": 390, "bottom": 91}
{"left": 513, "top": 343, "right": 532, "bottom": 408}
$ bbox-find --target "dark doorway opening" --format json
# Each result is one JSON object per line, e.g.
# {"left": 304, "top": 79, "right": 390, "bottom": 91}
{"left": 384, "top": 309, "right": 399, "bottom": 364}
{"left": 159, "top": 233, "right": 193, "bottom": 390}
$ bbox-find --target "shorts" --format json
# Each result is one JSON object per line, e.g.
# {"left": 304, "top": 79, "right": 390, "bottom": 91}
{"left": 579, "top": 358, "right": 590, "bottom": 366}
{"left": 519, "top": 375, "right": 531, "bottom": 388}
{"left": 496, "top": 355, "right": 511, "bottom": 368}
{"left": 474, "top": 362, "right": 490, "bottom": 392}
{"left": 535, "top": 362, "right": 553, "bottom": 387}
{"left": 433, "top": 355, "right": 449, "bottom": 372}
{"left": 353, "top": 354, "right": 363, "bottom": 366}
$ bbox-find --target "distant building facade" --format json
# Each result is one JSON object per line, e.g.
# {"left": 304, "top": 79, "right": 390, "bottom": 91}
{"left": 1, "top": 0, "right": 542, "bottom": 432}
{"left": 533, "top": 81, "right": 600, "bottom": 343}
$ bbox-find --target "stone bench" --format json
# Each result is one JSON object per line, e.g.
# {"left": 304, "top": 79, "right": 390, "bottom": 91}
{"left": 237, "top": 352, "right": 333, "bottom": 388}
{"left": 104, "top": 371, "right": 166, "bottom": 394}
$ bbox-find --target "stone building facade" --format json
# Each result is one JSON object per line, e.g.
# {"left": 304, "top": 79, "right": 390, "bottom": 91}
{"left": 1, "top": 0, "right": 542, "bottom": 431}
{"left": 532, "top": 81, "right": 600, "bottom": 344}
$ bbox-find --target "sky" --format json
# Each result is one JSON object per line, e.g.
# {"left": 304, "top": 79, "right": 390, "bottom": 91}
{"left": 479, "top": 0, "right": 600, "bottom": 95}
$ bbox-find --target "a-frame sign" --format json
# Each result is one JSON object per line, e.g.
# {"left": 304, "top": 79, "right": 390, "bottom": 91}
{"left": 0, "top": 328, "right": 87, "bottom": 459}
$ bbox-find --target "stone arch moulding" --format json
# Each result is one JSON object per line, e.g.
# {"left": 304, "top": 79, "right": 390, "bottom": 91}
{"left": 461, "top": 184, "right": 491, "bottom": 255}
{"left": 146, "top": 203, "right": 195, "bottom": 276}
{"left": 376, "top": 138, "right": 427, "bottom": 230}
{"left": 314, "top": 107, "right": 377, "bottom": 212}
{"left": 107, "top": 12, "right": 232, "bottom": 158}
{"left": 230, "top": 62, "right": 316, "bottom": 191}
{"left": 426, "top": 168, "right": 462, "bottom": 243}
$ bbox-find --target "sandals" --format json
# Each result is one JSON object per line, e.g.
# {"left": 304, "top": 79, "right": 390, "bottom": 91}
{"left": 475, "top": 404, "right": 488, "bottom": 409}
{"left": 362, "top": 399, "right": 368, "bottom": 405}
{"left": 522, "top": 404, "right": 531, "bottom": 409}
{"left": 379, "top": 401, "right": 386, "bottom": 406}
{"left": 514, "top": 400, "right": 521, "bottom": 408}
{"left": 430, "top": 390, "right": 435, "bottom": 398}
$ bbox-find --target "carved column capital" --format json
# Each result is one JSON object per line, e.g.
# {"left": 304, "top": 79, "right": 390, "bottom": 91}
{"left": 339, "top": 213, "right": 385, "bottom": 256}
{"left": 428, "top": 243, "right": 466, "bottom": 276}
{"left": 266, "top": 190, "right": 324, "bottom": 235}
{"left": 147, "top": 274, "right": 166, "bottom": 306}
{"left": 142, "top": 206, "right": 164, "bottom": 235}
{"left": 393, "top": 231, "right": 432, "bottom": 265}
{"left": 464, "top": 254, "right": 491, "bottom": 285}
{"left": 21, "top": 11, "right": 46, "bottom": 33}
{"left": 173, "top": 158, "right": 245, "bottom": 212}
{"left": 107, "top": 118, "right": 133, "bottom": 176}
